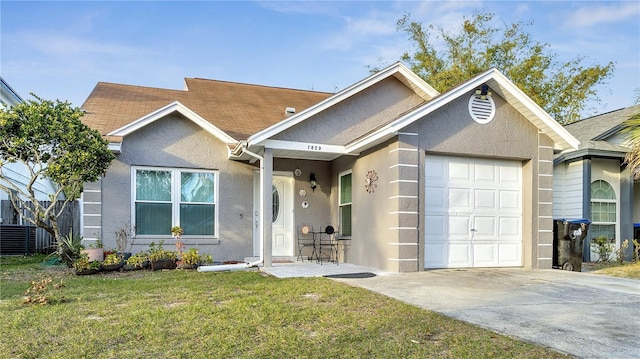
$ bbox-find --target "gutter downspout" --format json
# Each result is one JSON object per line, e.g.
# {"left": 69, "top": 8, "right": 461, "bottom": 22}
{"left": 198, "top": 148, "right": 265, "bottom": 272}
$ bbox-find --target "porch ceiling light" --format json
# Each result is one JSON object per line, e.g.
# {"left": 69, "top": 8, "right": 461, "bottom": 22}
{"left": 475, "top": 83, "right": 492, "bottom": 100}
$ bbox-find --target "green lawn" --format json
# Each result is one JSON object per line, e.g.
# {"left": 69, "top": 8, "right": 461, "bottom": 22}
{"left": 0, "top": 255, "right": 569, "bottom": 358}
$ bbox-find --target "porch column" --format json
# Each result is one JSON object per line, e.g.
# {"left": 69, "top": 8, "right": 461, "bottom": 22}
{"left": 620, "top": 164, "right": 634, "bottom": 261}
{"left": 262, "top": 148, "right": 273, "bottom": 267}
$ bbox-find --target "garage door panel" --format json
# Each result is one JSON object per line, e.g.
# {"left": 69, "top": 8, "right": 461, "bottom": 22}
{"left": 449, "top": 188, "right": 470, "bottom": 209}
{"left": 473, "top": 243, "right": 497, "bottom": 266}
{"left": 425, "top": 215, "right": 446, "bottom": 235}
{"left": 474, "top": 189, "right": 496, "bottom": 210}
{"left": 449, "top": 161, "right": 471, "bottom": 181}
{"left": 449, "top": 216, "right": 470, "bottom": 236}
{"left": 425, "top": 155, "right": 522, "bottom": 269}
{"left": 499, "top": 190, "right": 520, "bottom": 210}
{"left": 499, "top": 164, "right": 520, "bottom": 184}
{"left": 498, "top": 243, "right": 521, "bottom": 265}
{"left": 425, "top": 188, "right": 445, "bottom": 207}
{"left": 473, "top": 216, "right": 496, "bottom": 236}
{"left": 424, "top": 243, "right": 447, "bottom": 267}
{"left": 448, "top": 243, "right": 471, "bottom": 266}
{"left": 474, "top": 163, "right": 496, "bottom": 182}
{"left": 499, "top": 217, "right": 521, "bottom": 236}
{"left": 425, "top": 157, "right": 446, "bottom": 181}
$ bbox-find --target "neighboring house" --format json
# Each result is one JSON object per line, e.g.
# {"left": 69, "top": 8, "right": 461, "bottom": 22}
{"left": 554, "top": 105, "right": 640, "bottom": 261}
{"left": 80, "top": 62, "right": 579, "bottom": 272}
{"left": 0, "top": 77, "right": 58, "bottom": 224}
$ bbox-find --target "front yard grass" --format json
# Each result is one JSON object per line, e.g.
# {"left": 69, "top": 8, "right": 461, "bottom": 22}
{"left": 0, "top": 255, "right": 569, "bottom": 358}
{"left": 590, "top": 261, "right": 640, "bottom": 279}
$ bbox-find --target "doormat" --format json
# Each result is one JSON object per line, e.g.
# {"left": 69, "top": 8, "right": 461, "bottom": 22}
{"left": 324, "top": 272, "right": 377, "bottom": 279}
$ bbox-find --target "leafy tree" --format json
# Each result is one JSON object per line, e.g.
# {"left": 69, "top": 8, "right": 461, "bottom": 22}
{"left": 0, "top": 95, "right": 115, "bottom": 254}
{"left": 393, "top": 12, "right": 614, "bottom": 124}
{"left": 622, "top": 99, "right": 640, "bottom": 180}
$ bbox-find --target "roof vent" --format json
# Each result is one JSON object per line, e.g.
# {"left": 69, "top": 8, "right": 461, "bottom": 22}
{"left": 468, "top": 93, "right": 495, "bottom": 124}
{"left": 285, "top": 107, "right": 296, "bottom": 116}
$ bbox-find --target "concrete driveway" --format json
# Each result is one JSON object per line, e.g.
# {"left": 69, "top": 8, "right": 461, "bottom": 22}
{"left": 332, "top": 268, "right": 639, "bottom": 359}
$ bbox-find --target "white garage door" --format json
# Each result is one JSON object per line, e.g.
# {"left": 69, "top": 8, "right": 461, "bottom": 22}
{"left": 424, "top": 156, "right": 522, "bottom": 268}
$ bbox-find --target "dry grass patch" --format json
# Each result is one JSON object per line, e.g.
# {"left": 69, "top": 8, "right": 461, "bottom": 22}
{"left": 591, "top": 261, "right": 640, "bottom": 279}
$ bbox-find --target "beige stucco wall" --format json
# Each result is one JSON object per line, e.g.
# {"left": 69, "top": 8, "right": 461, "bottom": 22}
{"left": 84, "top": 113, "right": 257, "bottom": 262}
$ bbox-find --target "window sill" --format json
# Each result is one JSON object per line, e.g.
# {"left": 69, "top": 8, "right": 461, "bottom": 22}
{"left": 133, "top": 237, "right": 220, "bottom": 246}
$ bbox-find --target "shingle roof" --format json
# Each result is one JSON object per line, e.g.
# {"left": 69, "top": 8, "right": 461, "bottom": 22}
{"left": 80, "top": 78, "right": 333, "bottom": 142}
{"left": 564, "top": 104, "right": 640, "bottom": 142}
{"left": 561, "top": 104, "right": 639, "bottom": 153}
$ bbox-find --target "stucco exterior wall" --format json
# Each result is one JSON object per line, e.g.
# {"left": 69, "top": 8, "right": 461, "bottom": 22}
{"left": 329, "top": 141, "right": 405, "bottom": 271}
{"left": 321, "top": 91, "right": 553, "bottom": 271}
{"left": 272, "top": 77, "right": 424, "bottom": 146}
{"left": 85, "top": 113, "right": 257, "bottom": 261}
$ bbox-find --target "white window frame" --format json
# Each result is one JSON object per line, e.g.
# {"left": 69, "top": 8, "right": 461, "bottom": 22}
{"left": 132, "top": 166, "right": 219, "bottom": 238}
{"left": 590, "top": 179, "right": 616, "bottom": 241}
{"left": 338, "top": 169, "right": 352, "bottom": 238}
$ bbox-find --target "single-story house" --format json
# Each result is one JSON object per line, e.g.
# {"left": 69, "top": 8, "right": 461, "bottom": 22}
{"left": 79, "top": 62, "right": 580, "bottom": 272}
{"left": 554, "top": 105, "right": 639, "bottom": 261}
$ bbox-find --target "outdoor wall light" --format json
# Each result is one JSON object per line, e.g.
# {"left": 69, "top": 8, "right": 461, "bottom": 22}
{"left": 475, "top": 83, "right": 492, "bottom": 100}
{"left": 310, "top": 173, "right": 317, "bottom": 192}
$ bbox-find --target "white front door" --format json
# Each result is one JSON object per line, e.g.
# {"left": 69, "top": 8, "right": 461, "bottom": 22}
{"left": 424, "top": 156, "right": 523, "bottom": 268}
{"left": 253, "top": 172, "right": 294, "bottom": 257}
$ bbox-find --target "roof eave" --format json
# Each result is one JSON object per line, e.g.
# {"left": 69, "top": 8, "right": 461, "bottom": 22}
{"left": 247, "top": 62, "right": 440, "bottom": 148}
{"left": 347, "top": 69, "right": 580, "bottom": 154}
{"left": 107, "top": 101, "right": 238, "bottom": 145}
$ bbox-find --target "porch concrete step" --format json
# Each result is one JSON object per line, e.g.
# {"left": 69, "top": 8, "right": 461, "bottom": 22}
{"left": 243, "top": 256, "right": 297, "bottom": 265}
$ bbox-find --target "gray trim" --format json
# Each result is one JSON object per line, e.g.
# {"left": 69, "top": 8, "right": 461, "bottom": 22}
{"left": 620, "top": 166, "right": 634, "bottom": 260}
{"left": 554, "top": 149, "right": 627, "bottom": 165}
{"left": 582, "top": 159, "right": 591, "bottom": 261}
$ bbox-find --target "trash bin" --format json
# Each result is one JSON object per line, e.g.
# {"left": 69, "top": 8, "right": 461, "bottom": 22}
{"left": 553, "top": 219, "right": 590, "bottom": 272}
{"left": 634, "top": 224, "right": 640, "bottom": 260}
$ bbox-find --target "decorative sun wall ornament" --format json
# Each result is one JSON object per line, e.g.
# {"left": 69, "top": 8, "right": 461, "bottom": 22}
{"left": 365, "top": 170, "right": 378, "bottom": 193}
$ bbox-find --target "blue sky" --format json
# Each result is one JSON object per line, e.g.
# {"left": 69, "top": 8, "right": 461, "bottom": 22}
{"left": 1, "top": 1, "right": 639, "bottom": 118}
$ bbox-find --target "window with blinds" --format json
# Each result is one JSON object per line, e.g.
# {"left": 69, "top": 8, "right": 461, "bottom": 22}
{"left": 134, "top": 167, "right": 217, "bottom": 237}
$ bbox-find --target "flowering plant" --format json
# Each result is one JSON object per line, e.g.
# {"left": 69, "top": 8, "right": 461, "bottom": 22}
{"left": 171, "top": 226, "right": 185, "bottom": 255}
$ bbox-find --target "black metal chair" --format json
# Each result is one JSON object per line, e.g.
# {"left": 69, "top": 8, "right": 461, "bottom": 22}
{"left": 318, "top": 225, "right": 339, "bottom": 265}
{"left": 296, "top": 224, "right": 316, "bottom": 262}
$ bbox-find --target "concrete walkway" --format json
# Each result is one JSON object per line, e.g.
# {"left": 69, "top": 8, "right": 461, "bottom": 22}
{"left": 327, "top": 268, "right": 640, "bottom": 359}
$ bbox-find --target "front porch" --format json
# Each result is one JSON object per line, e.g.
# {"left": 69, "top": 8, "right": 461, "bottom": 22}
{"left": 253, "top": 259, "right": 391, "bottom": 278}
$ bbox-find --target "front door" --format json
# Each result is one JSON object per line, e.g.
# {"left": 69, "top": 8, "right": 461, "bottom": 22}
{"left": 253, "top": 172, "right": 294, "bottom": 257}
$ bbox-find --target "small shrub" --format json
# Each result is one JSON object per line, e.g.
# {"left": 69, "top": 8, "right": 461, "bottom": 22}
{"left": 57, "top": 230, "right": 84, "bottom": 267}
{"left": 125, "top": 253, "right": 148, "bottom": 268}
{"left": 633, "top": 239, "right": 640, "bottom": 263}
{"left": 23, "top": 276, "right": 65, "bottom": 305}
{"left": 103, "top": 253, "right": 123, "bottom": 265}
{"left": 181, "top": 248, "right": 213, "bottom": 265}
{"left": 591, "top": 236, "right": 614, "bottom": 263}
{"left": 615, "top": 240, "right": 629, "bottom": 264}
{"left": 73, "top": 253, "right": 101, "bottom": 272}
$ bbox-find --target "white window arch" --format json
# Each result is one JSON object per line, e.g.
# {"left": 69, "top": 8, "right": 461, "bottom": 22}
{"left": 590, "top": 180, "right": 616, "bottom": 241}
